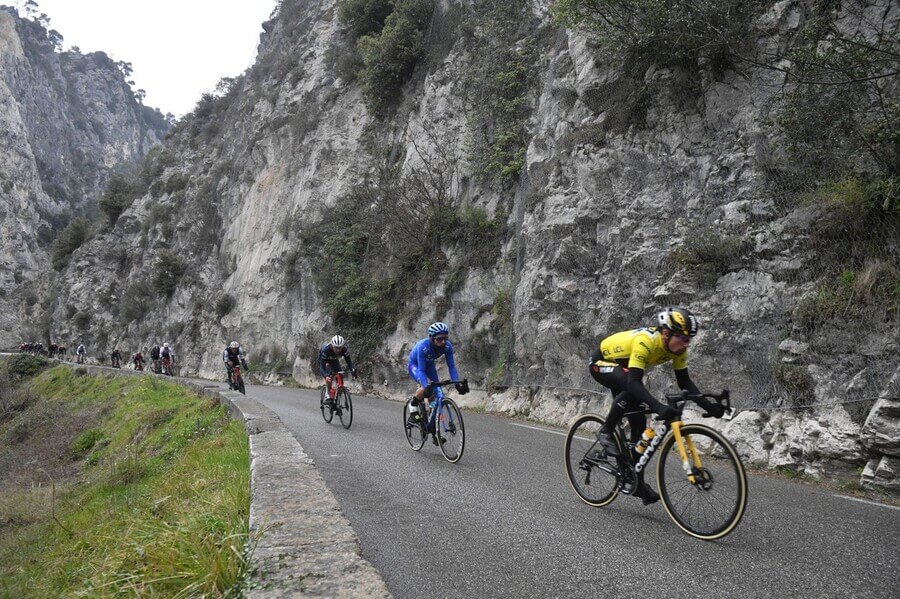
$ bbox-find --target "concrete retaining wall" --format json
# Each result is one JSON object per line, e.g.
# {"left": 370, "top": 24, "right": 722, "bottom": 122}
{"left": 69, "top": 364, "right": 391, "bottom": 598}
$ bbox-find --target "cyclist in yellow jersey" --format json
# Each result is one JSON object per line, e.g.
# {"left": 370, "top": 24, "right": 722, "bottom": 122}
{"left": 588, "top": 307, "right": 725, "bottom": 504}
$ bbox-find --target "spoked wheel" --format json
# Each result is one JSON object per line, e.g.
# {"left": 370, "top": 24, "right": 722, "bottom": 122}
{"left": 320, "top": 387, "right": 334, "bottom": 424}
{"left": 564, "top": 414, "right": 623, "bottom": 507}
{"left": 435, "top": 398, "right": 465, "bottom": 463}
{"left": 236, "top": 375, "right": 246, "bottom": 395}
{"left": 337, "top": 388, "right": 353, "bottom": 429}
{"left": 657, "top": 423, "right": 748, "bottom": 540}
{"left": 402, "top": 402, "right": 426, "bottom": 451}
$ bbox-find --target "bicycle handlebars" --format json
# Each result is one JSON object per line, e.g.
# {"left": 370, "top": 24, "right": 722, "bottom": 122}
{"left": 664, "top": 389, "right": 731, "bottom": 418}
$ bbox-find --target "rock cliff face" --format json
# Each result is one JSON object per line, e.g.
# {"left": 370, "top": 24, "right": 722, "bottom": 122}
{"left": 44, "top": 1, "right": 898, "bottom": 490}
{"left": 0, "top": 7, "right": 168, "bottom": 346}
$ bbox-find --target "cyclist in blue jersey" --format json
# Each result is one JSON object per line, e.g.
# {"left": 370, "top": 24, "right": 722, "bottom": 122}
{"left": 407, "top": 322, "right": 469, "bottom": 430}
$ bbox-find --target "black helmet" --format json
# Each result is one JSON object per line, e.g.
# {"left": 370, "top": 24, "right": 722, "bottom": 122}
{"left": 657, "top": 307, "right": 699, "bottom": 337}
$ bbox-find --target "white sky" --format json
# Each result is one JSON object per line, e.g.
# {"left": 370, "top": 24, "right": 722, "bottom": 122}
{"left": 11, "top": 0, "right": 280, "bottom": 117}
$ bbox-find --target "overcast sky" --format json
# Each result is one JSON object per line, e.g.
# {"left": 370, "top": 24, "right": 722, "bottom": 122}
{"left": 12, "top": 0, "right": 279, "bottom": 117}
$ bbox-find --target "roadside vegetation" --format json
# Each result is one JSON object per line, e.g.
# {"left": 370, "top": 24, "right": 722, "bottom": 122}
{"left": 0, "top": 358, "right": 251, "bottom": 597}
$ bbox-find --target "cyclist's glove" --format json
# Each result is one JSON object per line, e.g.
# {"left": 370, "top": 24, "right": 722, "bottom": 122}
{"left": 241, "top": 359, "right": 248, "bottom": 370}
{"left": 656, "top": 404, "right": 679, "bottom": 421}
{"left": 455, "top": 381, "right": 469, "bottom": 395}
{"left": 351, "top": 368, "right": 358, "bottom": 378}
{"left": 423, "top": 383, "right": 435, "bottom": 399}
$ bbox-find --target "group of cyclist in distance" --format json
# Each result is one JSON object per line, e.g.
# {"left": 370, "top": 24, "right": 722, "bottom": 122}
{"left": 22, "top": 341, "right": 177, "bottom": 373}
{"left": 310, "top": 306, "right": 726, "bottom": 506}
{"left": 128, "top": 343, "right": 176, "bottom": 374}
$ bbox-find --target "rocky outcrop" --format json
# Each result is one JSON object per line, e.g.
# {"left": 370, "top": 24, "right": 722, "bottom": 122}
{"left": 0, "top": 7, "right": 168, "bottom": 346}
{"left": 43, "top": 1, "right": 899, "bottom": 491}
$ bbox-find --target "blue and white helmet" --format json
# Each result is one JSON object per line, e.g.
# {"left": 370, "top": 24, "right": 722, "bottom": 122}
{"left": 330, "top": 335, "right": 345, "bottom": 348}
{"left": 427, "top": 322, "right": 449, "bottom": 337}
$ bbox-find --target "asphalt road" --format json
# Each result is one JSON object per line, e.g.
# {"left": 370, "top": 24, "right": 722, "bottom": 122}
{"left": 217, "top": 380, "right": 899, "bottom": 599}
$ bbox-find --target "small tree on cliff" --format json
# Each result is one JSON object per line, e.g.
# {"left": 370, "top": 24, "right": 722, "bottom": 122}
{"left": 99, "top": 174, "right": 137, "bottom": 226}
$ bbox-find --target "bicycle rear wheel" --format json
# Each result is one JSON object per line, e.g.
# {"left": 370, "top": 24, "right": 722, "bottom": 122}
{"left": 402, "top": 402, "right": 426, "bottom": 451}
{"left": 657, "top": 423, "right": 748, "bottom": 540}
{"left": 435, "top": 398, "right": 465, "bottom": 463}
{"left": 320, "top": 386, "right": 334, "bottom": 423}
{"left": 564, "top": 414, "right": 623, "bottom": 507}
{"left": 337, "top": 388, "right": 353, "bottom": 429}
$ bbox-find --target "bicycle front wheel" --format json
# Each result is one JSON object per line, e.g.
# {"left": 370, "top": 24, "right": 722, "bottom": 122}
{"left": 435, "top": 398, "right": 465, "bottom": 463}
{"left": 402, "top": 402, "right": 426, "bottom": 451}
{"left": 337, "top": 388, "right": 353, "bottom": 429}
{"left": 657, "top": 423, "right": 748, "bottom": 540}
{"left": 564, "top": 414, "right": 622, "bottom": 507}
{"left": 320, "top": 387, "right": 333, "bottom": 423}
{"left": 237, "top": 375, "right": 246, "bottom": 395}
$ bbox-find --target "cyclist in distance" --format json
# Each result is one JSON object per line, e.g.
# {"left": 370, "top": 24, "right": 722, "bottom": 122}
{"left": 76, "top": 343, "right": 86, "bottom": 364}
{"left": 149, "top": 343, "right": 161, "bottom": 372}
{"left": 407, "top": 322, "right": 468, "bottom": 428}
{"left": 223, "top": 341, "right": 248, "bottom": 383}
{"left": 160, "top": 343, "right": 175, "bottom": 374}
{"left": 110, "top": 347, "right": 122, "bottom": 367}
{"left": 132, "top": 349, "right": 145, "bottom": 371}
{"left": 318, "top": 335, "right": 356, "bottom": 403}
{"left": 589, "top": 307, "right": 725, "bottom": 505}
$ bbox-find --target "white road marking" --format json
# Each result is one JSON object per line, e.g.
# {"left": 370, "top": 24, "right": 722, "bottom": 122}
{"left": 510, "top": 422, "right": 574, "bottom": 437}
{"left": 834, "top": 494, "right": 900, "bottom": 511}
{"left": 510, "top": 422, "right": 598, "bottom": 442}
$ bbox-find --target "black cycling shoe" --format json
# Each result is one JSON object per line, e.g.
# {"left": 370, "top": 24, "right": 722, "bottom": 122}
{"left": 633, "top": 484, "right": 660, "bottom": 505}
{"left": 596, "top": 431, "right": 620, "bottom": 457}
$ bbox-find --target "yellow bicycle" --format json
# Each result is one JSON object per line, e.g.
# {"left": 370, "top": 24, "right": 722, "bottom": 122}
{"left": 564, "top": 391, "right": 747, "bottom": 540}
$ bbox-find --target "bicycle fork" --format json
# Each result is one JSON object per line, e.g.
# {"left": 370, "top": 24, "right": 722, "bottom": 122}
{"left": 670, "top": 422, "right": 705, "bottom": 485}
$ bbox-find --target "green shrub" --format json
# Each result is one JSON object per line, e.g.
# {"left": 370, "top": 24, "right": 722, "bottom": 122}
{"left": 164, "top": 173, "right": 189, "bottom": 195}
{"left": 357, "top": 0, "right": 434, "bottom": 117}
{"left": 98, "top": 173, "right": 137, "bottom": 225}
{"left": 773, "top": 363, "right": 815, "bottom": 407}
{"left": 153, "top": 250, "right": 187, "bottom": 297}
{"left": 284, "top": 249, "right": 301, "bottom": 288}
{"left": 670, "top": 231, "right": 746, "bottom": 287}
{"left": 51, "top": 218, "right": 91, "bottom": 270}
{"left": 448, "top": 206, "right": 507, "bottom": 269}
{"left": 215, "top": 294, "right": 237, "bottom": 318}
{"left": 772, "top": 4, "right": 899, "bottom": 177}
{"left": 70, "top": 428, "right": 105, "bottom": 457}
{"left": 794, "top": 261, "right": 900, "bottom": 333}
{"left": 463, "top": 1, "right": 537, "bottom": 183}
{"left": 105, "top": 452, "right": 148, "bottom": 487}
{"left": 337, "top": 0, "right": 395, "bottom": 39}
{"left": 800, "top": 178, "right": 899, "bottom": 289}
{"left": 553, "top": 0, "right": 755, "bottom": 72}
{"left": 73, "top": 311, "right": 91, "bottom": 330}
{"left": 121, "top": 278, "right": 154, "bottom": 322}
{"left": 2, "top": 354, "right": 50, "bottom": 381}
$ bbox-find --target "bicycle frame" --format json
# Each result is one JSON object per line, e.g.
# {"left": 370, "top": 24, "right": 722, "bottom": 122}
{"left": 618, "top": 391, "right": 730, "bottom": 484}
{"left": 327, "top": 371, "right": 346, "bottom": 397}
{"left": 421, "top": 383, "right": 461, "bottom": 435}
{"left": 231, "top": 364, "right": 242, "bottom": 385}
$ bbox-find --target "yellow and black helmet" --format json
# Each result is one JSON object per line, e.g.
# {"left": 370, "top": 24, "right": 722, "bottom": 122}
{"left": 657, "top": 307, "right": 699, "bottom": 337}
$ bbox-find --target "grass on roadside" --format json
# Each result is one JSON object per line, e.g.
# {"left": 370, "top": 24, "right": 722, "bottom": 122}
{"left": 0, "top": 366, "right": 251, "bottom": 598}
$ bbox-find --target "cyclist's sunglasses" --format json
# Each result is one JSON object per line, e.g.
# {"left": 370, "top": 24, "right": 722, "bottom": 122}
{"left": 433, "top": 335, "right": 449, "bottom": 342}
{"left": 674, "top": 333, "right": 693, "bottom": 342}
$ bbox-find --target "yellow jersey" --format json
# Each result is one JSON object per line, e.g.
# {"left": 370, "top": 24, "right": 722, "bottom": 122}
{"left": 597, "top": 327, "right": 688, "bottom": 371}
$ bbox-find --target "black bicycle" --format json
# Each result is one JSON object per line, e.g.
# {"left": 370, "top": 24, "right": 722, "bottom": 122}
{"left": 564, "top": 390, "right": 747, "bottom": 540}
{"left": 320, "top": 370, "right": 353, "bottom": 429}
{"left": 402, "top": 379, "right": 466, "bottom": 463}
